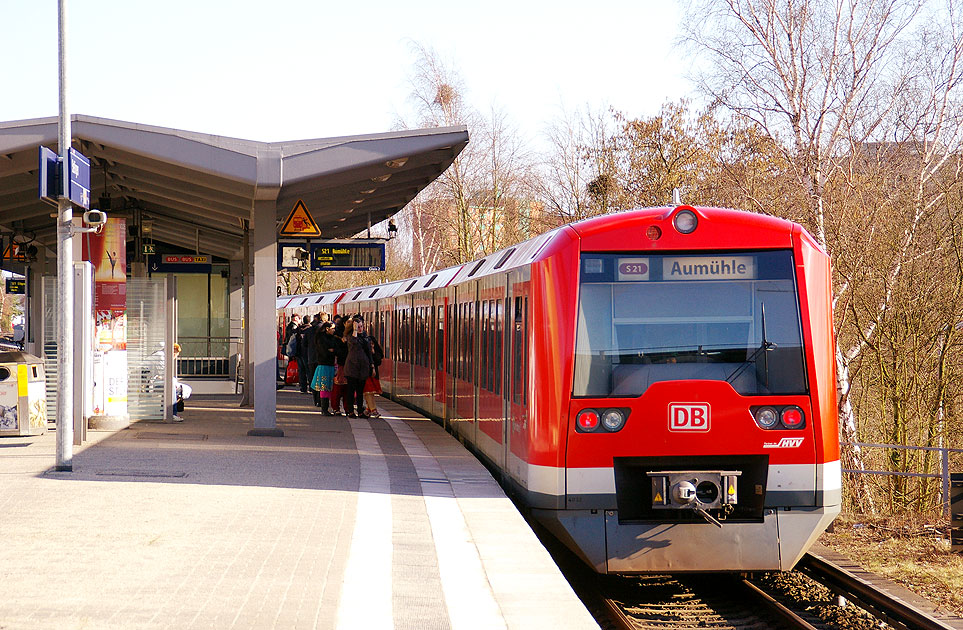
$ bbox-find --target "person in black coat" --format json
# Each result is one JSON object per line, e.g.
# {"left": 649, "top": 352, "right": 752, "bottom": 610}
{"left": 302, "top": 316, "right": 322, "bottom": 403}
{"left": 329, "top": 319, "right": 349, "bottom": 414}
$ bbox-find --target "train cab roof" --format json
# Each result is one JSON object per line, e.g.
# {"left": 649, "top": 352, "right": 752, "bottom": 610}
{"left": 569, "top": 206, "right": 803, "bottom": 251}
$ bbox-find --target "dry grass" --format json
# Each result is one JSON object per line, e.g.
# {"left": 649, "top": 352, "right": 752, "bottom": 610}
{"left": 818, "top": 514, "right": 963, "bottom": 616}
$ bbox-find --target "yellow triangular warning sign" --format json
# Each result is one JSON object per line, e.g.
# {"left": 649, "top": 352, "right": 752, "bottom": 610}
{"left": 654, "top": 492, "right": 663, "bottom": 504}
{"left": 2, "top": 242, "right": 25, "bottom": 261}
{"left": 279, "top": 199, "right": 322, "bottom": 237}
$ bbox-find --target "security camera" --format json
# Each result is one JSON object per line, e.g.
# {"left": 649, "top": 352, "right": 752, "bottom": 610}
{"left": 294, "top": 247, "right": 309, "bottom": 261}
{"left": 83, "top": 209, "right": 108, "bottom": 227}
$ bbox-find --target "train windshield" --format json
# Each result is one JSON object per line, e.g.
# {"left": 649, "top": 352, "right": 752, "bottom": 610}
{"left": 574, "top": 250, "right": 807, "bottom": 397}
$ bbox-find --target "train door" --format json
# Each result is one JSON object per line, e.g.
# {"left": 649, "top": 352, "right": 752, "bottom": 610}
{"left": 375, "top": 298, "right": 394, "bottom": 397}
{"left": 395, "top": 295, "right": 413, "bottom": 402}
{"left": 505, "top": 268, "right": 531, "bottom": 485}
{"left": 411, "top": 293, "right": 433, "bottom": 410}
{"left": 450, "top": 283, "right": 476, "bottom": 442}
{"left": 476, "top": 275, "right": 507, "bottom": 468}
{"left": 432, "top": 296, "right": 447, "bottom": 421}
{"left": 445, "top": 286, "right": 457, "bottom": 429}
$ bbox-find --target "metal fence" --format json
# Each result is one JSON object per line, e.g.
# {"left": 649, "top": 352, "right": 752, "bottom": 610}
{"left": 175, "top": 336, "right": 242, "bottom": 378}
{"left": 842, "top": 441, "right": 963, "bottom": 517}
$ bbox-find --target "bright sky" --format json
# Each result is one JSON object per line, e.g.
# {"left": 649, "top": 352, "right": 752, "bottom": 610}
{"left": 1, "top": 0, "right": 691, "bottom": 147}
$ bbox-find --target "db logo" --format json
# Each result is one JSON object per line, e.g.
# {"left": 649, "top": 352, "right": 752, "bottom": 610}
{"left": 669, "top": 403, "right": 710, "bottom": 432}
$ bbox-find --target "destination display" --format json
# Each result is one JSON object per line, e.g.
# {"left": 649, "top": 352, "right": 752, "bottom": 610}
{"left": 311, "top": 242, "right": 385, "bottom": 271}
{"left": 277, "top": 241, "right": 386, "bottom": 272}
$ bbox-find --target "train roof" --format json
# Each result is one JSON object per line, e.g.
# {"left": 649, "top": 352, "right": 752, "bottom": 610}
{"left": 341, "top": 280, "right": 407, "bottom": 303}
{"left": 277, "top": 289, "right": 344, "bottom": 310}
{"left": 568, "top": 205, "right": 798, "bottom": 241}
{"left": 276, "top": 206, "right": 818, "bottom": 307}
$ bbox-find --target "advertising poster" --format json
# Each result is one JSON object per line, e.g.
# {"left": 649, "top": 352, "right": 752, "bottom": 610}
{"left": 82, "top": 217, "right": 127, "bottom": 316}
{"left": 82, "top": 217, "right": 128, "bottom": 420}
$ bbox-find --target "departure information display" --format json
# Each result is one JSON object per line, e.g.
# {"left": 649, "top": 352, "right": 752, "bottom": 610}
{"left": 278, "top": 241, "right": 385, "bottom": 272}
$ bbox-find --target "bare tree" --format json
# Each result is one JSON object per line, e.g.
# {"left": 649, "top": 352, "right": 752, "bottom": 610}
{"left": 681, "top": 0, "right": 950, "bottom": 513}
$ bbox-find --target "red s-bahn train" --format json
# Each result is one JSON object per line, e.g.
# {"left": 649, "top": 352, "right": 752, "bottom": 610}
{"left": 278, "top": 205, "right": 841, "bottom": 573}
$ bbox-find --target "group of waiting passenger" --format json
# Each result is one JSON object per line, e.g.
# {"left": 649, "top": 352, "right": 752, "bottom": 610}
{"left": 282, "top": 313, "right": 384, "bottom": 418}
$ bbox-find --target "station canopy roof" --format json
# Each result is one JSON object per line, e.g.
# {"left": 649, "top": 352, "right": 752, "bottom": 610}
{"left": 0, "top": 115, "right": 468, "bottom": 262}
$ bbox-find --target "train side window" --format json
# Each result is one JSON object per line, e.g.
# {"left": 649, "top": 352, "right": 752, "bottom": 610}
{"left": 436, "top": 305, "right": 444, "bottom": 371}
{"left": 469, "top": 300, "right": 476, "bottom": 385}
{"left": 523, "top": 296, "right": 528, "bottom": 404}
{"left": 503, "top": 297, "right": 510, "bottom": 398}
{"left": 492, "top": 300, "right": 503, "bottom": 394}
{"left": 481, "top": 300, "right": 490, "bottom": 391}
{"left": 447, "top": 304, "right": 453, "bottom": 375}
{"left": 513, "top": 296, "right": 525, "bottom": 405}
{"left": 463, "top": 302, "right": 470, "bottom": 382}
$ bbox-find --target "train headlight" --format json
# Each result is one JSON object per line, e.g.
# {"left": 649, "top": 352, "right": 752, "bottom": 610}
{"left": 673, "top": 208, "right": 698, "bottom": 234}
{"left": 576, "top": 410, "right": 600, "bottom": 432}
{"left": 781, "top": 406, "right": 805, "bottom": 429}
{"left": 754, "top": 406, "right": 779, "bottom": 429}
{"left": 601, "top": 408, "right": 626, "bottom": 432}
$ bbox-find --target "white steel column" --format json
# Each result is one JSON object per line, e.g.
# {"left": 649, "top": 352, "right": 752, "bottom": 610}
{"left": 55, "top": 0, "right": 73, "bottom": 470}
{"left": 248, "top": 149, "right": 281, "bottom": 436}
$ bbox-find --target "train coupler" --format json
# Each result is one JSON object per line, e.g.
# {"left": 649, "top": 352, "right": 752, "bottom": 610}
{"left": 647, "top": 470, "right": 742, "bottom": 522}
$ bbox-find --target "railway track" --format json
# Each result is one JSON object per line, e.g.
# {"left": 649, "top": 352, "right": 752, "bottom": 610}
{"left": 580, "top": 553, "right": 962, "bottom": 630}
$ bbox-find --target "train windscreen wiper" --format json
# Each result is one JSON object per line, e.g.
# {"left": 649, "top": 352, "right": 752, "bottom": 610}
{"left": 726, "top": 303, "right": 776, "bottom": 387}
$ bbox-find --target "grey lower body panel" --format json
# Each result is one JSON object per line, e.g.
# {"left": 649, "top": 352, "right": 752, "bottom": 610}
{"left": 532, "top": 504, "right": 839, "bottom": 573}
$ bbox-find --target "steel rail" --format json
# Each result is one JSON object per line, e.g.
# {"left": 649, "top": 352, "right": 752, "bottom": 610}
{"left": 738, "top": 578, "right": 821, "bottom": 630}
{"left": 797, "top": 553, "right": 958, "bottom": 630}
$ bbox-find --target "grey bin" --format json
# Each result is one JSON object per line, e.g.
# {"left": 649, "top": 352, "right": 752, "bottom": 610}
{"left": 0, "top": 351, "right": 47, "bottom": 437}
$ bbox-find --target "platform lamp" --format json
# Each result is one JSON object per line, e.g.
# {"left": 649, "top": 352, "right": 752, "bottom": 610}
{"left": 387, "top": 219, "right": 398, "bottom": 240}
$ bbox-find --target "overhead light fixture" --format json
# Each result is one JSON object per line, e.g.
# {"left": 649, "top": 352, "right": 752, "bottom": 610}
{"left": 142, "top": 219, "right": 153, "bottom": 236}
{"left": 353, "top": 199, "right": 364, "bottom": 204}
{"left": 360, "top": 188, "right": 376, "bottom": 195}
{"left": 346, "top": 208, "right": 354, "bottom": 213}
{"left": 371, "top": 174, "right": 391, "bottom": 182}
{"left": 385, "top": 157, "right": 409, "bottom": 169}
{"left": 338, "top": 217, "right": 347, "bottom": 222}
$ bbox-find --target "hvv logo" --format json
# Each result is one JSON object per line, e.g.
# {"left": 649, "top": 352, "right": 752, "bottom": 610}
{"left": 669, "top": 403, "right": 711, "bottom": 432}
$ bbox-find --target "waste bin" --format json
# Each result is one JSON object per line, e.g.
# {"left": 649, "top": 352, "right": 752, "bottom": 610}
{"left": 0, "top": 351, "right": 46, "bottom": 437}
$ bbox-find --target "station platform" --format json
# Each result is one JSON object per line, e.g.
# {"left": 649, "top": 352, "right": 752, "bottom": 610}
{"left": 0, "top": 393, "right": 599, "bottom": 630}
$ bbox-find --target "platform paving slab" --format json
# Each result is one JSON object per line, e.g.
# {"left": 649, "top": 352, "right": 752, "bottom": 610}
{"left": 0, "top": 392, "right": 598, "bottom": 630}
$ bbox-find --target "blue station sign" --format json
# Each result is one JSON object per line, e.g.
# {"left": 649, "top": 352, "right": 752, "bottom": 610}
{"left": 67, "top": 147, "right": 91, "bottom": 209}
{"left": 38, "top": 146, "right": 91, "bottom": 209}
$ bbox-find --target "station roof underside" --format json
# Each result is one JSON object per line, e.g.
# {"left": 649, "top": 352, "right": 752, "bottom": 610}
{"left": 0, "top": 115, "right": 468, "bottom": 262}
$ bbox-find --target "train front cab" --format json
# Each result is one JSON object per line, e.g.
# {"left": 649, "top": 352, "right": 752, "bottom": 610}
{"left": 531, "top": 207, "right": 841, "bottom": 574}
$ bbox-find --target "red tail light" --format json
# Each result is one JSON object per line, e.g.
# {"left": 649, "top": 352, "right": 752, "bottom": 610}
{"left": 577, "top": 410, "right": 600, "bottom": 431}
{"left": 781, "top": 406, "right": 805, "bottom": 428}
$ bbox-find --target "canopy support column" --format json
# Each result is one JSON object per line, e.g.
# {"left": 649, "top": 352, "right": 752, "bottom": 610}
{"left": 248, "top": 150, "right": 281, "bottom": 437}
